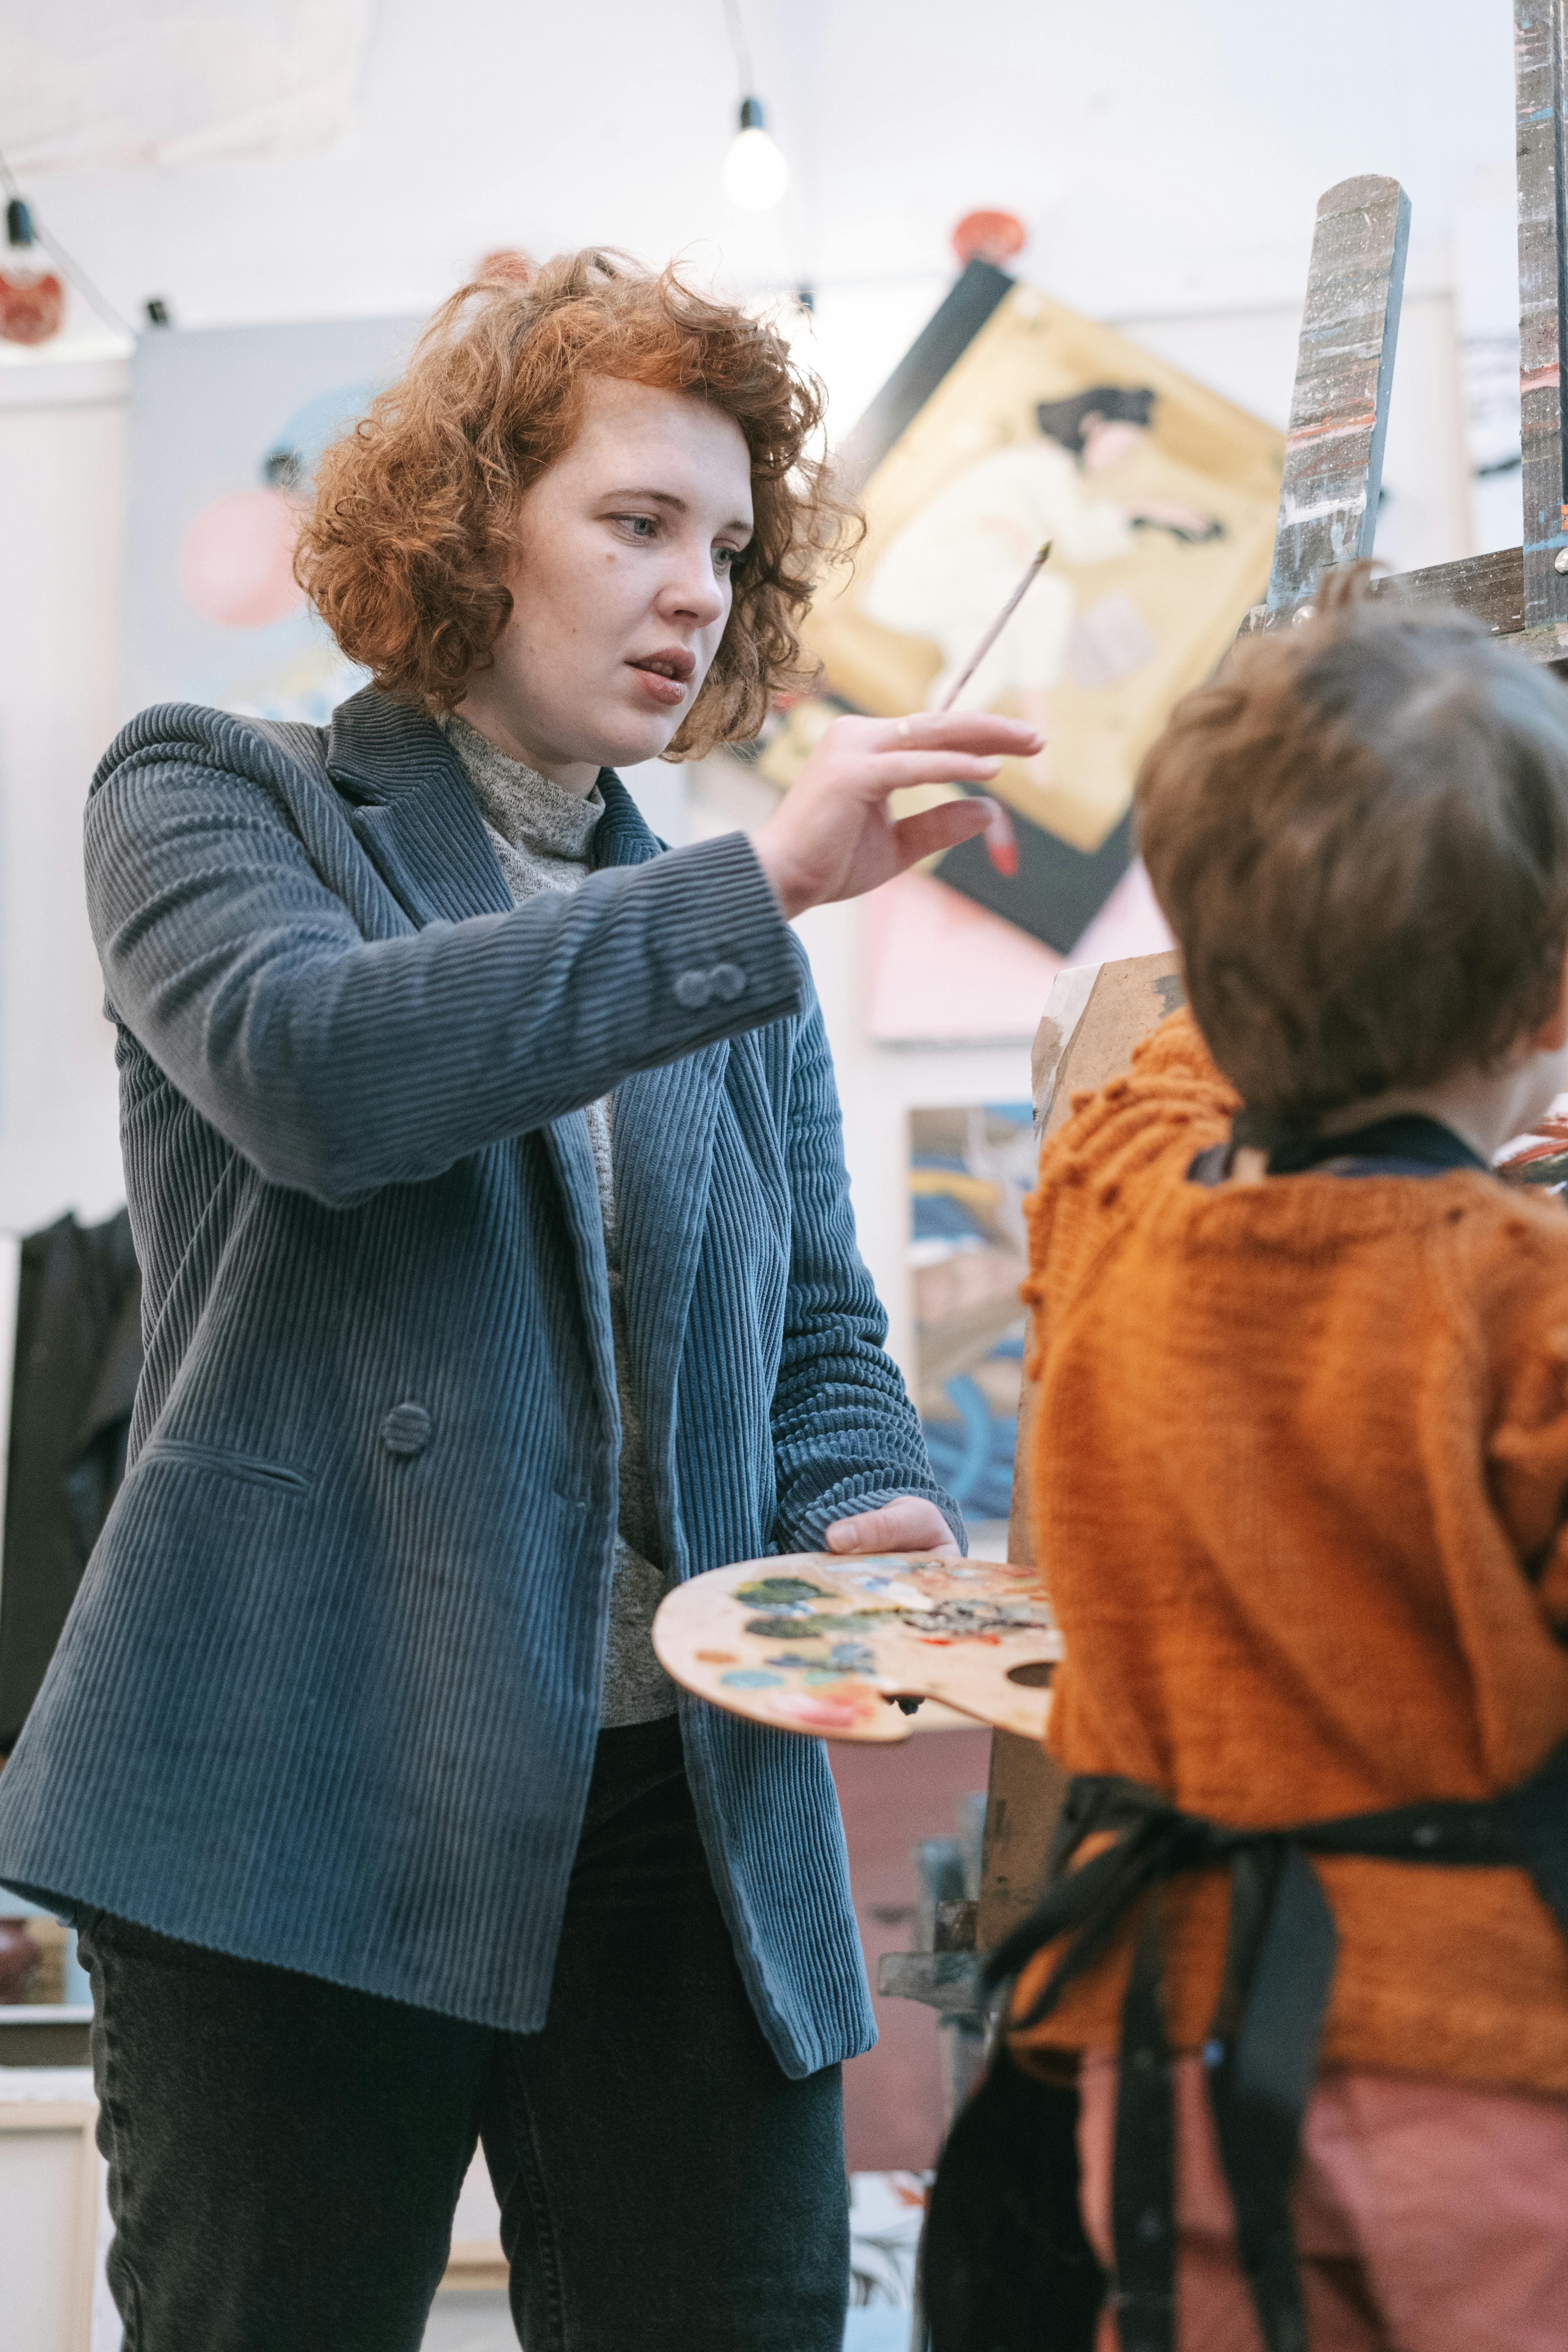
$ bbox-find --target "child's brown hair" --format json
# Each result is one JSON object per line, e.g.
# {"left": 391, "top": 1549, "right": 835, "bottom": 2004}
{"left": 1137, "top": 572, "right": 1568, "bottom": 1121}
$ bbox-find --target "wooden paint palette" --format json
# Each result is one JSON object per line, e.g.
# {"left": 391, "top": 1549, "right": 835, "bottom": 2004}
{"left": 652, "top": 1552, "right": 1061, "bottom": 1743}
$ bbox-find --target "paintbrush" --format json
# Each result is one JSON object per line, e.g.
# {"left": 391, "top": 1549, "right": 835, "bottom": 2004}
{"left": 935, "top": 539, "right": 1054, "bottom": 712}
{"left": 930, "top": 538, "right": 1053, "bottom": 877}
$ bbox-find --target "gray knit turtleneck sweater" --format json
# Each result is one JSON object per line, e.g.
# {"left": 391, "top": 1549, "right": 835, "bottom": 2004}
{"left": 442, "top": 711, "right": 675, "bottom": 1727}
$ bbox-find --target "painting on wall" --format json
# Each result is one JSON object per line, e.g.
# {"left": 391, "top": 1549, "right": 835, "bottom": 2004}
{"left": 119, "top": 312, "right": 423, "bottom": 726}
{"left": 795, "top": 261, "right": 1283, "bottom": 960}
{"left": 909, "top": 1100, "right": 1035, "bottom": 1538}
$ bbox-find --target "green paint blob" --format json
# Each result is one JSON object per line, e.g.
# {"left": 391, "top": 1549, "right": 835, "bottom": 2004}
{"left": 734, "top": 1577, "right": 832, "bottom": 1605}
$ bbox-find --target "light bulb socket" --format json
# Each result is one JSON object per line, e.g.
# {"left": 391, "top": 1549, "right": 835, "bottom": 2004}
{"left": 739, "top": 96, "right": 765, "bottom": 131}
{"left": 6, "top": 197, "right": 35, "bottom": 249}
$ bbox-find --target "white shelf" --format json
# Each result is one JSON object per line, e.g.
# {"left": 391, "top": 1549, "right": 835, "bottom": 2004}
{"left": 0, "top": 2005, "right": 93, "bottom": 2025}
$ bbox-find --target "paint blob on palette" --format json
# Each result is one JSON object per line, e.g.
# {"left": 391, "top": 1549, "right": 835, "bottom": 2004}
{"left": 652, "top": 1552, "right": 1062, "bottom": 1743}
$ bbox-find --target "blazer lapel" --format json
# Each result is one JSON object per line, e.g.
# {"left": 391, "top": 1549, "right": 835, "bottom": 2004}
{"left": 612, "top": 1047, "right": 728, "bottom": 1568}
{"left": 593, "top": 772, "right": 731, "bottom": 1564}
{"left": 327, "top": 690, "right": 616, "bottom": 1380}
{"left": 319, "top": 719, "right": 733, "bottom": 1492}
{"left": 325, "top": 687, "right": 513, "bottom": 926}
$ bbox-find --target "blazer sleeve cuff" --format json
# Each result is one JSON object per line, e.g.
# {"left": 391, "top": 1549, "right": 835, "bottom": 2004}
{"left": 642, "top": 831, "right": 799, "bottom": 1042}
{"left": 780, "top": 1481, "right": 969, "bottom": 1558}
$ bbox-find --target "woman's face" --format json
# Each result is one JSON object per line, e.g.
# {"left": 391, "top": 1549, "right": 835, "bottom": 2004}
{"left": 1079, "top": 414, "right": 1145, "bottom": 473}
{"left": 457, "top": 376, "right": 755, "bottom": 791}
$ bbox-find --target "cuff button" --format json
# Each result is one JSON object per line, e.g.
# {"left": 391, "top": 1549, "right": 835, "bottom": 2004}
{"left": 381, "top": 1402, "right": 432, "bottom": 1456}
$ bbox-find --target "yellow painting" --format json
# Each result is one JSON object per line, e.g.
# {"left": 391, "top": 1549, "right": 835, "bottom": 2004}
{"left": 807, "top": 284, "right": 1284, "bottom": 858}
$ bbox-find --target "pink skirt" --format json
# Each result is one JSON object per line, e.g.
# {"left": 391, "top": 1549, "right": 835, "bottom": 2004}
{"left": 1076, "top": 2052, "right": 1568, "bottom": 2351}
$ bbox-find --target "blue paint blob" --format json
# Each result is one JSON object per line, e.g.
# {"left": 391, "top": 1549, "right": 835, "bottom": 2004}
{"left": 720, "top": 1668, "right": 786, "bottom": 1690}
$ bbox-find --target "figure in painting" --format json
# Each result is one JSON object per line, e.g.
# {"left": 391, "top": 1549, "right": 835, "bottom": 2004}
{"left": 861, "top": 385, "right": 1224, "bottom": 781}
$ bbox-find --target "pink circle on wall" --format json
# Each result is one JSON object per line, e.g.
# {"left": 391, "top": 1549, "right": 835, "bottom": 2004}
{"left": 179, "top": 488, "right": 305, "bottom": 628}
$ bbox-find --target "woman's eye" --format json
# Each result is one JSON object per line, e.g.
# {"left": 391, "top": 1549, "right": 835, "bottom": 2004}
{"left": 612, "top": 514, "right": 658, "bottom": 539}
{"left": 715, "top": 544, "right": 748, "bottom": 572}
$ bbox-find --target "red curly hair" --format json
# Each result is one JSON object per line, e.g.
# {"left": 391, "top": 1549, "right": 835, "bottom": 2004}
{"left": 295, "top": 250, "right": 853, "bottom": 757}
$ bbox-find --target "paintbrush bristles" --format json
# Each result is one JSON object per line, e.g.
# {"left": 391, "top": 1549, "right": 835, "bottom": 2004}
{"left": 935, "top": 539, "right": 1054, "bottom": 714}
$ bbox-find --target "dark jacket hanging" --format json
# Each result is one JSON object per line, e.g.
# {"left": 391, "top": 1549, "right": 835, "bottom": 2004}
{"left": 0, "top": 1209, "right": 142, "bottom": 1752}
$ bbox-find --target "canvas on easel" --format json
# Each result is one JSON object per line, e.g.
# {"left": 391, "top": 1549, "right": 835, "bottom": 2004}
{"left": 789, "top": 266, "right": 1282, "bottom": 955}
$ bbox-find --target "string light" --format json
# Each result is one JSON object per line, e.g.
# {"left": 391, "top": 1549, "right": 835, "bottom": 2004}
{"left": 723, "top": 97, "right": 790, "bottom": 211}
{"left": 719, "top": 2, "right": 789, "bottom": 212}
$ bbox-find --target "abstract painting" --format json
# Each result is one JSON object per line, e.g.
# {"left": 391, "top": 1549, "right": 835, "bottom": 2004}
{"left": 119, "top": 312, "right": 422, "bottom": 726}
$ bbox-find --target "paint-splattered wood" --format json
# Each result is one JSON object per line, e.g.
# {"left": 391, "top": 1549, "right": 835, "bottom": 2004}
{"left": 973, "top": 1419, "right": 1067, "bottom": 1948}
{"left": 976, "top": 950, "right": 1190, "bottom": 1948}
{"left": 1243, "top": 545, "right": 1529, "bottom": 640}
{"left": 1515, "top": 0, "right": 1568, "bottom": 639}
{"left": 652, "top": 1553, "right": 1060, "bottom": 1742}
{"left": 1265, "top": 175, "right": 1410, "bottom": 612}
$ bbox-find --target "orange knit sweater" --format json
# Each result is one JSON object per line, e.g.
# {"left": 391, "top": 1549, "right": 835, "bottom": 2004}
{"left": 1009, "top": 1010, "right": 1568, "bottom": 2092}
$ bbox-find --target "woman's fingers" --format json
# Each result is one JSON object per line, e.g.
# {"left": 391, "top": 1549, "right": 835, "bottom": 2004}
{"left": 824, "top": 1495, "right": 962, "bottom": 1558}
{"left": 873, "top": 712, "right": 1041, "bottom": 758}
{"left": 751, "top": 707, "right": 1032, "bottom": 917}
{"left": 870, "top": 751, "right": 1008, "bottom": 790}
{"left": 891, "top": 795, "right": 1016, "bottom": 876}
{"left": 890, "top": 800, "right": 989, "bottom": 863}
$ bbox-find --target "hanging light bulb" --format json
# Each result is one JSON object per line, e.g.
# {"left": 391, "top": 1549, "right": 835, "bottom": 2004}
{"left": 723, "top": 98, "right": 790, "bottom": 211}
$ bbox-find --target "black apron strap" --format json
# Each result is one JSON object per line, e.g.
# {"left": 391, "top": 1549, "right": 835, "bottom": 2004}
{"left": 1507, "top": 1739, "right": 1568, "bottom": 1937}
{"left": 983, "top": 1746, "right": 1568, "bottom": 2352}
{"left": 1205, "top": 1840, "right": 1337, "bottom": 2352}
{"left": 1109, "top": 1899, "right": 1178, "bottom": 2352}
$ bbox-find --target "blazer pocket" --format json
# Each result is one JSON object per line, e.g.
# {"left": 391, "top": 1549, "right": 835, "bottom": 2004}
{"left": 137, "top": 1437, "right": 314, "bottom": 1495}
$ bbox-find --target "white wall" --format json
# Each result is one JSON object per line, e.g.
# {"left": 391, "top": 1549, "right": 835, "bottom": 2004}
{"left": 0, "top": 364, "right": 129, "bottom": 1233}
{"left": 9, "top": 1, "right": 1518, "bottom": 334}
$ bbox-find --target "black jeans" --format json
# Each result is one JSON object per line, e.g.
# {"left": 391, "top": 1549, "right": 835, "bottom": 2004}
{"left": 76, "top": 1717, "right": 848, "bottom": 2351}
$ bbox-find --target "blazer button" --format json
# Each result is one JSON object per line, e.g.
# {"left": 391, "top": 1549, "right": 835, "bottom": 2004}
{"left": 674, "top": 969, "right": 713, "bottom": 1009}
{"left": 708, "top": 961, "right": 746, "bottom": 1002}
{"left": 381, "top": 1402, "right": 432, "bottom": 1456}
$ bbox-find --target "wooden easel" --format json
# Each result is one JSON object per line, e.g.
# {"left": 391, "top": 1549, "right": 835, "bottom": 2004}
{"left": 889, "top": 0, "right": 1568, "bottom": 2093}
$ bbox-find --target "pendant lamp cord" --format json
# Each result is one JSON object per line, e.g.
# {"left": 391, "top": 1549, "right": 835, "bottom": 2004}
{"left": 720, "top": 0, "right": 756, "bottom": 100}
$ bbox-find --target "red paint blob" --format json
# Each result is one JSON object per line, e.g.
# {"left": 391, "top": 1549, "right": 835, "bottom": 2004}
{"left": 773, "top": 1691, "right": 862, "bottom": 1731}
{"left": 477, "top": 249, "right": 535, "bottom": 287}
{"left": 952, "top": 210, "right": 1027, "bottom": 269}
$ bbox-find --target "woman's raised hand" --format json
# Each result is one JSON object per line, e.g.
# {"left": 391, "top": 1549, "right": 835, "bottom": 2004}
{"left": 750, "top": 711, "right": 1038, "bottom": 922}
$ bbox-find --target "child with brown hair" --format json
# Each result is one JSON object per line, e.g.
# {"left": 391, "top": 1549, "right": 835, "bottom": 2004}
{"left": 997, "top": 578, "right": 1568, "bottom": 2352}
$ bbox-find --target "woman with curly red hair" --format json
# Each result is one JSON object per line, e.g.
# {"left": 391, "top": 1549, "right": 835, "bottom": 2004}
{"left": 0, "top": 250, "right": 1035, "bottom": 2352}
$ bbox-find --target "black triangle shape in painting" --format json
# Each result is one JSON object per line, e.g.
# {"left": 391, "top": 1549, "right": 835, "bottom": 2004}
{"left": 834, "top": 260, "right": 1016, "bottom": 490}
{"left": 933, "top": 795, "right": 1132, "bottom": 955}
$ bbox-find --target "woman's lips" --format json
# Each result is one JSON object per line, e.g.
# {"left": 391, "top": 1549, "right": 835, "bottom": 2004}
{"left": 627, "top": 660, "right": 688, "bottom": 708}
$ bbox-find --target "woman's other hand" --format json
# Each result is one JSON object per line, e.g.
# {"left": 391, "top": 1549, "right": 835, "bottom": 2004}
{"left": 751, "top": 711, "right": 1036, "bottom": 922}
{"left": 822, "top": 1496, "right": 962, "bottom": 1559}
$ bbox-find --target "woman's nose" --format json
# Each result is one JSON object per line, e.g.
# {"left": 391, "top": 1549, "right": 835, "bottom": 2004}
{"left": 659, "top": 553, "right": 727, "bottom": 629}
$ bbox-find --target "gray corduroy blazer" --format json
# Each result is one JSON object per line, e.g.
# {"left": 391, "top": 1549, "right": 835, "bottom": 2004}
{"left": 0, "top": 686, "right": 961, "bottom": 2076}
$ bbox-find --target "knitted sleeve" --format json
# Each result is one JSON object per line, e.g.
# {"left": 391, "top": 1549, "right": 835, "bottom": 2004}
{"left": 1488, "top": 1292, "right": 1568, "bottom": 1635}
{"left": 1021, "top": 1009, "right": 1236, "bottom": 1361}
